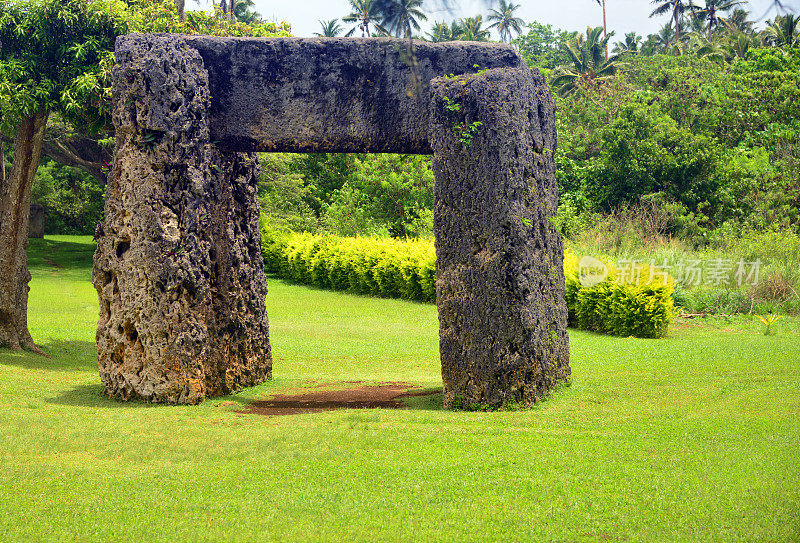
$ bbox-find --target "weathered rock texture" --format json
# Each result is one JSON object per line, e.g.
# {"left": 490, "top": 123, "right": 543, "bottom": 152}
{"left": 176, "top": 35, "right": 524, "bottom": 153}
{"left": 28, "top": 204, "right": 44, "bottom": 238}
{"left": 97, "top": 33, "right": 569, "bottom": 407}
{"left": 93, "top": 36, "right": 271, "bottom": 403}
{"left": 430, "top": 68, "right": 571, "bottom": 409}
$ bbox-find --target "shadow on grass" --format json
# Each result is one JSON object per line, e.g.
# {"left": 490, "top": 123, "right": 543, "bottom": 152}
{"left": 46, "top": 383, "right": 179, "bottom": 410}
{"left": 400, "top": 388, "right": 444, "bottom": 410}
{"left": 0, "top": 340, "right": 96, "bottom": 372}
{"left": 44, "top": 382, "right": 447, "bottom": 413}
{"left": 44, "top": 383, "right": 120, "bottom": 408}
{"left": 28, "top": 237, "right": 95, "bottom": 271}
{"left": 266, "top": 273, "right": 435, "bottom": 307}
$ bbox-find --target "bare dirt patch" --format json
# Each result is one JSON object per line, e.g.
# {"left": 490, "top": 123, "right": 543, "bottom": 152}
{"left": 238, "top": 382, "right": 441, "bottom": 416}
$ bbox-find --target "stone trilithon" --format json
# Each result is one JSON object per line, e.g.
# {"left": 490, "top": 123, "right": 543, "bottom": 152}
{"left": 93, "top": 34, "right": 570, "bottom": 407}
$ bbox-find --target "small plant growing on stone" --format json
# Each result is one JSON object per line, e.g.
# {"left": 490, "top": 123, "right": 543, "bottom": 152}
{"left": 442, "top": 95, "right": 461, "bottom": 112}
{"left": 168, "top": 246, "right": 187, "bottom": 258}
{"left": 456, "top": 120, "right": 482, "bottom": 148}
{"left": 139, "top": 130, "right": 163, "bottom": 152}
{"left": 756, "top": 312, "right": 781, "bottom": 335}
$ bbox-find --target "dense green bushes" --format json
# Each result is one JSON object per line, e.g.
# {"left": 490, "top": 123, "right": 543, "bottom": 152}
{"left": 259, "top": 153, "right": 434, "bottom": 239}
{"left": 564, "top": 253, "right": 674, "bottom": 338}
{"left": 261, "top": 227, "right": 437, "bottom": 303}
{"left": 261, "top": 225, "right": 675, "bottom": 338}
{"left": 31, "top": 158, "right": 105, "bottom": 235}
{"left": 553, "top": 48, "right": 800, "bottom": 240}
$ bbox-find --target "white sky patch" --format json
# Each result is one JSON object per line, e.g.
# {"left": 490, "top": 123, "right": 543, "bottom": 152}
{"left": 227, "top": 0, "right": 797, "bottom": 40}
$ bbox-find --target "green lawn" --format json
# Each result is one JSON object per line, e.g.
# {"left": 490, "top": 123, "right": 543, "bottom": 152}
{"left": 2, "top": 236, "right": 799, "bottom": 542}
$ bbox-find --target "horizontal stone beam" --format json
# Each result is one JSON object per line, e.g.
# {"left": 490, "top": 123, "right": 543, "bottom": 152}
{"left": 115, "top": 34, "right": 524, "bottom": 154}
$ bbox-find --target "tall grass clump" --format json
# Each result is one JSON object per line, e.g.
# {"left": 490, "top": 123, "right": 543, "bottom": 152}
{"left": 558, "top": 201, "right": 800, "bottom": 316}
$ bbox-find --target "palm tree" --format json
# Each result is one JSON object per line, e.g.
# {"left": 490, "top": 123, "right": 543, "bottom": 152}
{"left": 427, "top": 20, "right": 461, "bottom": 42}
{"left": 723, "top": 31, "right": 756, "bottom": 59}
{"left": 722, "top": 8, "right": 755, "bottom": 34}
{"left": 649, "top": 0, "right": 697, "bottom": 41}
{"left": 487, "top": 0, "right": 524, "bottom": 43}
{"left": 652, "top": 23, "right": 678, "bottom": 51}
{"left": 763, "top": 14, "right": 799, "bottom": 47}
{"left": 315, "top": 19, "right": 345, "bottom": 37}
{"left": 343, "top": 0, "right": 387, "bottom": 37}
{"left": 232, "top": 0, "right": 259, "bottom": 23}
{"left": 686, "top": 11, "right": 710, "bottom": 38}
{"left": 380, "top": 0, "right": 427, "bottom": 39}
{"left": 613, "top": 32, "right": 642, "bottom": 54}
{"left": 694, "top": 0, "right": 743, "bottom": 30}
{"left": 593, "top": 0, "right": 609, "bottom": 57}
{"left": 552, "top": 26, "right": 622, "bottom": 96}
{"left": 691, "top": 34, "right": 726, "bottom": 64}
{"left": 457, "top": 15, "right": 491, "bottom": 42}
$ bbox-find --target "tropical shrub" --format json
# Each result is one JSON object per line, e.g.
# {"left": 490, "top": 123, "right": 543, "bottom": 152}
{"left": 563, "top": 252, "right": 675, "bottom": 338}
{"left": 261, "top": 225, "right": 674, "bottom": 338}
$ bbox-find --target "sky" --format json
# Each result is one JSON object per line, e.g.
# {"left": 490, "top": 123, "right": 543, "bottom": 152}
{"left": 235, "top": 0, "right": 798, "bottom": 41}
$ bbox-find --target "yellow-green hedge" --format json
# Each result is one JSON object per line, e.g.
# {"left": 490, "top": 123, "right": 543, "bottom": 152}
{"left": 262, "top": 228, "right": 436, "bottom": 303}
{"left": 564, "top": 253, "right": 674, "bottom": 338}
{"left": 261, "top": 227, "right": 674, "bottom": 338}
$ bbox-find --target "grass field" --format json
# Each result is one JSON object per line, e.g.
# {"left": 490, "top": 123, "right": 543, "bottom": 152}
{"left": 1, "top": 235, "right": 800, "bottom": 542}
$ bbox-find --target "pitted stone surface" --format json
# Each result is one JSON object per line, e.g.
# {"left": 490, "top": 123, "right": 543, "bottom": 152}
{"left": 430, "top": 68, "right": 570, "bottom": 409}
{"left": 93, "top": 36, "right": 271, "bottom": 404}
{"left": 97, "top": 34, "right": 569, "bottom": 407}
{"left": 117, "top": 34, "right": 525, "bottom": 154}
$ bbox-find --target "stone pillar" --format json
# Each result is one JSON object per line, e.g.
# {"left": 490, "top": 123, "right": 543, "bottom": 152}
{"left": 92, "top": 37, "right": 271, "bottom": 404}
{"left": 430, "top": 67, "right": 570, "bottom": 409}
{"left": 28, "top": 204, "right": 44, "bottom": 238}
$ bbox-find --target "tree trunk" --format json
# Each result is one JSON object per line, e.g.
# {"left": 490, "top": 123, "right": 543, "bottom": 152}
{"left": 0, "top": 110, "right": 49, "bottom": 353}
{"left": 176, "top": 0, "right": 185, "bottom": 22}
{"left": 1, "top": 139, "right": 6, "bottom": 187}
{"left": 602, "top": 0, "right": 608, "bottom": 59}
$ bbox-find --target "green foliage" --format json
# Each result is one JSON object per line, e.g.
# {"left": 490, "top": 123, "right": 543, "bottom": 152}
{"left": 0, "top": 0, "right": 119, "bottom": 134}
{"left": 586, "top": 103, "right": 722, "bottom": 211}
{"left": 379, "top": 0, "right": 427, "bottom": 39}
{"left": 456, "top": 15, "right": 490, "bottom": 42}
{"left": 512, "top": 21, "right": 574, "bottom": 71}
{"left": 756, "top": 312, "right": 782, "bottom": 335}
{"left": 95, "top": 0, "right": 291, "bottom": 37}
{"left": 263, "top": 227, "right": 675, "bottom": 337}
{"left": 343, "top": 0, "right": 388, "bottom": 37}
{"left": 455, "top": 120, "right": 482, "bottom": 148}
{"left": 315, "top": 18, "right": 344, "bottom": 37}
{"left": 258, "top": 154, "right": 320, "bottom": 233}
{"left": 331, "top": 154, "right": 433, "bottom": 238}
{"left": 426, "top": 20, "right": 462, "bottom": 42}
{"left": 550, "top": 48, "right": 800, "bottom": 238}
{"left": 31, "top": 158, "right": 104, "bottom": 235}
{"left": 564, "top": 252, "right": 675, "bottom": 338}
{"left": 262, "top": 153, "right": 435, "bottom": 239}
{"left": 551, "top": 26, "right": 623, "bottom": 96}
{"left": 261, "top": 224, "right": 436, "bottom": 303}
{"left": 486, "top": 0, "right": 524, "bottom": 43}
